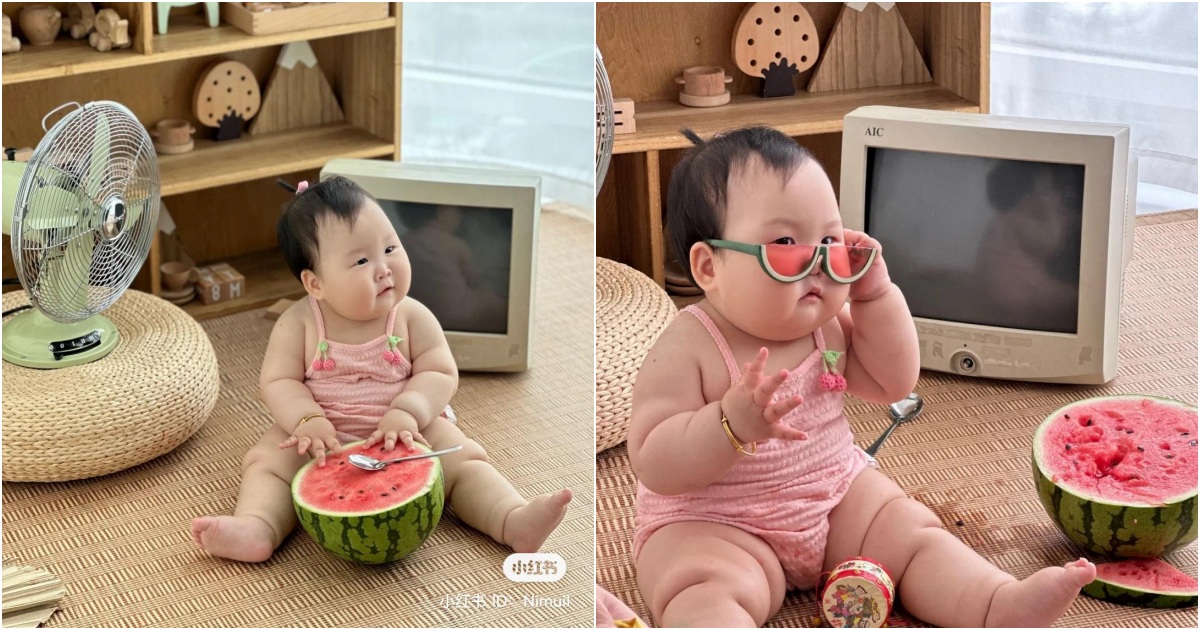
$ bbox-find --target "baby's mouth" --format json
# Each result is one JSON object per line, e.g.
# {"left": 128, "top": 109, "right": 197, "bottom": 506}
{"left": 377, "top": 285, "right": 394, "bottom": 297}
{"left": 801, "top": 286, "right": 822, "bottom": 300}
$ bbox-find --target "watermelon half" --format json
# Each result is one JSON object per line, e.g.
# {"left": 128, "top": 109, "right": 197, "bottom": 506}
{"left": 1032, "top": 395, "right": 1198, "bottom": 558}
{"left": 1082, "top": 558, "right": 1198, "bottom": 609}
{"left": 292, "top": 440, "right": 444, "bottom": 564}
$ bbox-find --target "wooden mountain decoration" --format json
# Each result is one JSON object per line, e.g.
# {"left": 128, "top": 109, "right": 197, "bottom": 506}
{"left": 250, "top": 41, "right": 344, "bottom": 135}
{"left": 807, "top": 2, "right": 932, "bottom": 93}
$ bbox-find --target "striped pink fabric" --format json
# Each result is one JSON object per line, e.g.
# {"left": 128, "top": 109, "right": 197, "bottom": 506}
{"left": 305, "top": 296, "right": 451, "bottom": 440}
{"left": 633, "top": 305, "right": 869, "bottom": 589}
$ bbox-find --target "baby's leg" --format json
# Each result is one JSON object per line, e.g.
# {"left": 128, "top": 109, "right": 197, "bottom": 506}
{"left": 637, "top": 521, "right": 786, "bottom": 628}
{"left": 422, "top": 416, "right": 571, "bottom": 552}
{"left": 190, "top": 425, "right": 308, "bottom": 562}
{"left": 825, "top": 467, "right": 1095, "bottom": 627}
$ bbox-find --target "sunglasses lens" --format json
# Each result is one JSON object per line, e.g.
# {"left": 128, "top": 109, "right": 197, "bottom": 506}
{"left": 827, "top": 245, "right": 874, "bottom": 280}
{"left": 764, "top": 244, "right": 817, "bottom": 279}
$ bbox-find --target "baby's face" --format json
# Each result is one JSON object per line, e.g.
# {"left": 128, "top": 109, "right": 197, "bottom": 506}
{"left": 311, "top": 200, "right": 412, "bottom": 321}
{"left": 705, "top": 158, "right": 849, "bottom": 340}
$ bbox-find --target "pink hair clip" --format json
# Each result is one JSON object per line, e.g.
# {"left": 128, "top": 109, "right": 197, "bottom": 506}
{"left": 296, "top": 180, "right": 309, "bottom": 194}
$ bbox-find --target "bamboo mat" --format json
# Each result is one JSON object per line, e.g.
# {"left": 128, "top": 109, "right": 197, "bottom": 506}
{"left": 2, "top": 207, "right": 596, "bottom": 628}
{"left": 596, "top": 210, "right": 1199, "bottom": 628}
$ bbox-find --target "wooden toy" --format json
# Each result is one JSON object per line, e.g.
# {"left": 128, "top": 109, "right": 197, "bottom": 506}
{"left": 159, "top": 261, "right": 194, "bottom": 291}
{"left": 156, "top": 2, "right": 219, "bottom": 35}
{"left": 613, "top": 97, "right": 636, "bottom": 135}
{"left": 62, "top": 3, "right": 96, "bottom": 40}
{"left": 150, "top": 118, "right": 196, "bottom": 155}
{"left": 2, "top": 16, "right": 21, "bottom": 53}
{"left": 820, "top": 557, "right": 894, "bottom": 628}
{"left": 18, "top": 4, "right": 62, "bottom": 46}
{"left": 250, "top": 40, "right": 344, "bottom": 135}
{"left": 807, "top": 2, "right": 931, "bottom": 93}
{"left": 675, "top": 66, "right": 733, "bottom": 107}
{"left": 222, "top": 2, "right": 388, "bottom": 36}
{"left": 193, "top": 60, "right": 262, "bottom": 141}
{"left": 195, "top": 262, "right": 246, "bottom": 305}
{"left": 87, "top": 8, "right": 130, "bottom": 52}
{"left": 732, "top": 3, "right": 819, "bottom": 98}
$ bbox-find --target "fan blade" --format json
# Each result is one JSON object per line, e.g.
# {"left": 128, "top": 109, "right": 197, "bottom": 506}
{"left": 86, "top": 110, "right": 112, "bottom": 198}
{"left": 23, "top": 181, "right": 86, "bottom": 231}
{"left": 36, "top": 231, "right": 96, "bottom": 316}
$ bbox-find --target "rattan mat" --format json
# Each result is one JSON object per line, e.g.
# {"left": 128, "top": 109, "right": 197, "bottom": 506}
{"left": 596, "top": 210, "right": 1199, "bottom": 628}
{"left": 2, "top": 207, "right": 596, "bottom": 628}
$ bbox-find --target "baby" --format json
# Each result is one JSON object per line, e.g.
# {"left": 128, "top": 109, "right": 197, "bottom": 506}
{"left": 191, "top": 176, "right": 571, "bottom": 563}
{"left": 627, "top": 127, "right": 1095, "bottom": 627}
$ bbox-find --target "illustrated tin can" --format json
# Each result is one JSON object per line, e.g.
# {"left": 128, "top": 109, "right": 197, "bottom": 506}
{"left": 819, "top": 557, "right": 895, "bottom": 628}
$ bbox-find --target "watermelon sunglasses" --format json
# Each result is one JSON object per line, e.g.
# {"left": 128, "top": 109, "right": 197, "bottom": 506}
{"left": 704, "top": 239, "right": 878, "bottom": 284}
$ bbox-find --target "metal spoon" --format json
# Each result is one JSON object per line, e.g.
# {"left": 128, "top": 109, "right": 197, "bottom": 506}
{"left": 865, "top": 393, "right": 925, "bottom": 457}
{"left": 347, "top": 445, "right": 463, "bottom": 471}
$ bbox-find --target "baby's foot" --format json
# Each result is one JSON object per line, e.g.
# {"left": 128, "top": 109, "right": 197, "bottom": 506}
{"left": 502, "top": 490, "right": 573, "bottom": 553}
{"left": 190, "top": 515, "right": 276, "bottom": 563}
{"left": 986, "top": 558, "right": 1096, "bottom": 627}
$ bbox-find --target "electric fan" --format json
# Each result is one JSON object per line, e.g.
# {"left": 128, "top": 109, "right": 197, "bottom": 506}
{"left": 595, "top": 46, "right": 615, "bottom": 193}
{"left": 2, "top": 101, "right": 160, "bottom": 368}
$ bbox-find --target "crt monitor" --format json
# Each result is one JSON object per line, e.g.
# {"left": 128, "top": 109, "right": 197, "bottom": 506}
{"left": 320, "top": 159, "right": 541, "bottom": 372}
{"left": 839, "top": 106, "right": 1136, "bottom": 385}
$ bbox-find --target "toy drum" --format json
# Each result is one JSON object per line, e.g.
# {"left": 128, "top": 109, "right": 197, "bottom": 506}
{"left": 819, "top": 557, "right": 895, "bottom": 628}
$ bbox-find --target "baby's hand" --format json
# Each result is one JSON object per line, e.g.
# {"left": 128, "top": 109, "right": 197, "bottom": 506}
{"left": 278, "top": 416, "right": 342, "bottom": 467}
{"left": 721, "top": 348, "right": 808, "bottom": 447}
{"left": 843, "top": 229, "right": 892, "bottom": 302}
{"left": 364, "top": 409, "right": 428, "bottom": 452}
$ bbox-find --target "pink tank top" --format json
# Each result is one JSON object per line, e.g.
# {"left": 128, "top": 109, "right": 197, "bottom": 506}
{"left": 304, "top": 296, "right": 440, "bottom": 439}
{"left": 635, "top": 305, "right": 868, "bottom": 536}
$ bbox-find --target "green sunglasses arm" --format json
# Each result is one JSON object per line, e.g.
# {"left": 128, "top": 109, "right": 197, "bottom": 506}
{"left": 704, "top": 239, "right": 760, "bottom": 256}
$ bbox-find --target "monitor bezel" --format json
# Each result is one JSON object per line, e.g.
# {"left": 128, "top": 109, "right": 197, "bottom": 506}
{"left": 839, "top": 106, "right": 1131, "bottom": 384}
{"left": 320, "top": 158, "right": 541, "bottom": 373}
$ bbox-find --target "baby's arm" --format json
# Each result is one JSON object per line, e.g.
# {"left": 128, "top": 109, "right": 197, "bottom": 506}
{"left": 389, "top": 299, "right": 458, "bottom": 431}
{"left": 839, "top": 286, "right": 920, "bottom": 404}
{"left": 628, "top": 322, "right": 741, "bottom": 495}
{"left": 259, "top": 305, "right": 325, "bottom": 433}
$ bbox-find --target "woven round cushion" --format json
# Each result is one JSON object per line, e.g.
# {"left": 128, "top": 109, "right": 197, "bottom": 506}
{"left": 595, "top": 257, "right": 677, "bottom": 453}
{"left": 2, "top": 290, "right": 219, "bottom": 482}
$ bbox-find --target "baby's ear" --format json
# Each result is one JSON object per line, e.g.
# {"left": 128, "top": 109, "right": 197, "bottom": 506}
{"left": 301, "top": 269, "right": 323, "bottom": 299}
{"left": 689, "top": 241, "right": 718, "bottom": 292}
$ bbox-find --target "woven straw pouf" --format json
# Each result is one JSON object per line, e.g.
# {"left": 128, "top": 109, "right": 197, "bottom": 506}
{"left": 595, "top": 257, "right": 677, "bottom": 453}
{"left": 2, "top": 290, "right": 219, "bottom": 482}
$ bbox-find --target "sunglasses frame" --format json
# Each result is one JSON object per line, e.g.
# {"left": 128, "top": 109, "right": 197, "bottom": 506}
{"left": 705, "top": 239, "right": 878, "bottom": 284}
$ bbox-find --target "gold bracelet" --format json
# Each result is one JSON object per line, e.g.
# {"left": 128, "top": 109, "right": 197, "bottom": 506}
{"left": 296, "top": 412, "right": 323, "bottom": 429}
{"left": 721, "top": 415, "right": 757, "bottom": 456}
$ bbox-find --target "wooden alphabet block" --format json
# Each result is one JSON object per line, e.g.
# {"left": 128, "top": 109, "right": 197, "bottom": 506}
{"left": 613, "top": 97, "right": 636, "bottom": 135}
{"left": 195, "top": 263, "right": 246, "bottom": 304}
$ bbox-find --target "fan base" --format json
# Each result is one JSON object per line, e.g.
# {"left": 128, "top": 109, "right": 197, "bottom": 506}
{"left": 2, "top": 309, "right": 119, "bottom": 369}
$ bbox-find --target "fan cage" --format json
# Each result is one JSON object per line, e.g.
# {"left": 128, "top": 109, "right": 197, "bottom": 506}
{"left": 12, "top": 101, "right": 160, "bottom": 323}
{"left": 595, "top": 47, "right": 615, "bottom": 194}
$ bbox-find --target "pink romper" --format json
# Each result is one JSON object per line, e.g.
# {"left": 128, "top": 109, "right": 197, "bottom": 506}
{"left": 633, "top": 305, "right": 870, "bottom": 590}
{"left": 304, "top": 296, "right": 453, "bottom": 442}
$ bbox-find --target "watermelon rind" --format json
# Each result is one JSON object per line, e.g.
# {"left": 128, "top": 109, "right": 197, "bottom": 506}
{"left": 1032, "top": 395, "right": 1198, "bottom": 558}
{"left": 1082, "top": 576, "right": 1198, "bottom": 609}
{"left": 292, "top": 440, "right": 444, "bottom": 564}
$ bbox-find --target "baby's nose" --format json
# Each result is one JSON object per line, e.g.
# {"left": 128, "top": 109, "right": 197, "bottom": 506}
{"left": 377, "top": 265, "right": 391, "bottom": 279}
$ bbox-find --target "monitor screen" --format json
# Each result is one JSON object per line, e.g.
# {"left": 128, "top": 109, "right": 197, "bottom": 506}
{"left": 379, "top": 200, "right": 512, "bottom": 335}
{"left": 864, "top": 148, "right": 1085, "bottom": 334}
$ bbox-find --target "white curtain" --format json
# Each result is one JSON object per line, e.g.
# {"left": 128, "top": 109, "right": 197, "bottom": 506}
{"left": 990, "top": 2, "right": 1198, "bottom": 214}
{"left": 400, "top": 2, "right": 595, "bottom": 215}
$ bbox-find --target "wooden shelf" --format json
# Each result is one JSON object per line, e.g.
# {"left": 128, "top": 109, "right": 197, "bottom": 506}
{"left": 159, "top": 122, "right": 394, "bottom": 197}
{"left": 181, "top": 248, "right": 305, "bottom": 320}
{"left": 614, "top": 83, "right": 981, "bottom": 154}
{"left": 2, "top": 12, "right": 396, "bottom": 85}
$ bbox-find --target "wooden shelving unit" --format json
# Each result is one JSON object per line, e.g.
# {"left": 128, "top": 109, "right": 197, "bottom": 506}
{"left": 2, "top": 2, "right": 402, "bottom": 317}
{"left": 597, "top": 2, "right": 990, "bottom": 288}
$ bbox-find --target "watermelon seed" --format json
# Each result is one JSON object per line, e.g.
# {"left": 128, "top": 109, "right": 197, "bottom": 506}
{"left": 1125, "top": 429, "right": 1134, "bottom": 434}
{"left": 381, "top": 493, "right": 389, "bottom": 497}
{"left": 1165, "top": 454, "right": 1174, "bottom": 459}
{"left": 1065, "top": 444, "right": 1072, "bottom": 451}
{"left": 358, "top": 489, "right": 364, "bottom": 493}
{"left": 338, "top": 495, "right": 344, "bottom": 499}
{"left": 1183, "top": 432, "right": 1190, "bottom": 436}
{"left": 1190, "top": 440, "right": 1197, "bottom": 446}
{"left": 1065, "top": 414, "right": 1071, "bottom": 419}
{"left": 955, "top": 520, "right": 964, "bottom": 527}
{"left": 1085, "top": 418, "right": 1093, "bottom": 426}
{"left": 1137, "top": 446, "right": 1145, "bottom": 451}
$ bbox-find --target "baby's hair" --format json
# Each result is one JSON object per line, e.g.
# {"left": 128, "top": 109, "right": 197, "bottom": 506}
{"left": 277, "top": 175, "right": 378, "bottom": 281}
{"left": 666, "top": 126, "right": 818, "bottom": 285}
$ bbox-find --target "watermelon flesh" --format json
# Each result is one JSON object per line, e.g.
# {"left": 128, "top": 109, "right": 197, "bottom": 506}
{"left": 292, "top": 440, "right": 444, "bottom": 564}
{"left": 1033, "top": 395, "right": 1198, "bottom": 558}
{"left": 1040, "top": 398, "right": 1196, "bottom": 504}
{"left": 1082, "top": 558, "right": 1198, "bottom": 609}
